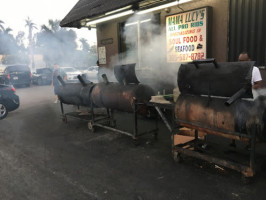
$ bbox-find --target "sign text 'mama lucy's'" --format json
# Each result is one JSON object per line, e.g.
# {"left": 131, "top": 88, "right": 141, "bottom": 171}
{"left": 167, "top": 9, "right": 205, "bottom": 26}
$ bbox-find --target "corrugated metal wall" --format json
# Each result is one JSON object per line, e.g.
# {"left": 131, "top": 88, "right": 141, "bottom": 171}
{"left": 228, "top": 0, "right": 266, "bottom": 66}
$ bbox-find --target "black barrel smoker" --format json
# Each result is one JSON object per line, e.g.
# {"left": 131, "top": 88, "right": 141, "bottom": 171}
{"left": 57, "top": 64, "right": 157, "bottom": 140}
{"left": 173, "top": 59, "right": 266, "bottom": 179}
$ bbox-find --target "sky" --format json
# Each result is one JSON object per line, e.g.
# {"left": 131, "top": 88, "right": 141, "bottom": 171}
{"left": 0, "top": 0, "right": 97, "bottom": 45}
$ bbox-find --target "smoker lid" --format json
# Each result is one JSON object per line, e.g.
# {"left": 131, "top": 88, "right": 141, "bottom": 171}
{"left": 178, "top": 60, "right": 254, "bottom": 98}
{"left": 114, "top": 63, "right": 140, "bottom": 85}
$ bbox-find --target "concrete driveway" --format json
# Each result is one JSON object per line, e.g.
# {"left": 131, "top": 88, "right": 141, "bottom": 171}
{"left": 0, "top": 85, "right": 266, "bottom": 200}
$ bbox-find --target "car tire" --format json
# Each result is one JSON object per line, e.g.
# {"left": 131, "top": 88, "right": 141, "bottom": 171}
{"left": 0, "top": 103, "right": 8, "bottom": 120}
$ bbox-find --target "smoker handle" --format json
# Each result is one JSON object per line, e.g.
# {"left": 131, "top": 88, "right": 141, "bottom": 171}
{"left": 192, "top": 58, "right": 218, "bottom": 69}
{"left": 57, "top": 76, "right": 66, "bottom": 86}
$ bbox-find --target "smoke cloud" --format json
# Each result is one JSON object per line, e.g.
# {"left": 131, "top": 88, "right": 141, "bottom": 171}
{"left": 108, "top": 13, "right": 181, "bottom": 92}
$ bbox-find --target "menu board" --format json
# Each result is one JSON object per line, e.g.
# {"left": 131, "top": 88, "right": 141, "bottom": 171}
{"left": 166, "top": 7, "right": 210, "bottom": 62}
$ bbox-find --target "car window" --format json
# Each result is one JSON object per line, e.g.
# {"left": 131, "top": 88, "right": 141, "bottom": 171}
{"left": 43, "top": 69, "right": 51, "bottom": 73}
{"left": 62, "top": 67, "right": 75, "bottom": 72}
{"left": 7, "top": 65, "right": 30, "bottom": 72}
{"left": 37, "top": 68, "right": 51, "bottom": 74}
{"left": 0, "top": 67, "right": 5, "bottom": 73}
{"left": 88, "top": 66, "right": 98, "bottom": 71}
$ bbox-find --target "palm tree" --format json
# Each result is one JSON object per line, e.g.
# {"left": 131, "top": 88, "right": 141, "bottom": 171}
{"left": 2, "top": 27, "right": 12, "bottom": 35}
{"left": 16, "top": 31, "right": 25, "bottom": 46}
{"left": 0, "top": 20, "right": 5, "bottom": 32}
{"left": 36, "top": 19, "right": 77, "bottom": 67}
{"left": 25, "top": 17, "right": 37, "bottom": 72}
{"left": 79, "top": 38, "right": 90, "bottom": 51}
{"left": 0, "top": 23, "right": 16, "bottom": 55}
{"left": 41, "top": 20, "right": 60, "bottom": 33}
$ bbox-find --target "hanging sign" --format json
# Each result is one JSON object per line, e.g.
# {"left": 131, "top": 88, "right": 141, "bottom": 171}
{"left": 98, "top": 46, "right": 106, "bottom": 64}
{"left": 166, "top": 7, "right": 211, "bottom": 62}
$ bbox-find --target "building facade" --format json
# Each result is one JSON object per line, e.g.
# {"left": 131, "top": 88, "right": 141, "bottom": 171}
{"left": 61, "top": 0, "right": 266, "bottom": 91}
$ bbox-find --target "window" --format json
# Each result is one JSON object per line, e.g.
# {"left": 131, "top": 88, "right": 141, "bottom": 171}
{"left": 7, "top": 65, "right": 30, "bottom": 72}
{"left": 119, "top": 14, "right": 161, "bottom": 69}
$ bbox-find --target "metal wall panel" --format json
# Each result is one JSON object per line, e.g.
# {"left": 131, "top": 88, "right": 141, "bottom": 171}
{"left": 228, "top": 0, "right": 266, "bottom": 66}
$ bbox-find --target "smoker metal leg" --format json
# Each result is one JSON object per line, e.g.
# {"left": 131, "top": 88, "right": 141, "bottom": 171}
{"left": 172, "top": 125, "right": 256, "bottom": 180}
{"left": 194, "top": 129, "right": 201, "bottom": 151}
{"left": 153, "top": 115, "right": 159, "bottom": 140}
{"left": 155, "top": 106, "right": 172, "bottom": 132}
{"left": 60, "top": 101, "right": 64, "bottom": 115}
{"left": 245, "top": 124, "right": 257, "bottom": 178}
{"left": 109, "top": 109, "right": 116, "bottom": 127}
{"left": 60, "top": 101, "right": 67, "bottom": 123}
{"left": 90, "top": 101, "right": 95, "bottom": 122}
{"left": 133, "top": 98, "right": 138, "bottom": 139}
{"left": 172, "top": 127, "right": 183, "bottom": 162}
{"left": 107, "top": 108, "right": 110, "bottom": 118}
{"left": 240, "top": 124, "right": 257, "bottom": 181}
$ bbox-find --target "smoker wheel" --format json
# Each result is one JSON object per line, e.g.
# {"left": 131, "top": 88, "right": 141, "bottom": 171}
{"left": 133, "top": 138, "right": 140, "bottom": 146}
{"left": 241, "top": 175, "right": 253, "bottom": 184}
{"left": 173, "top": 151, "right": 183, "bottom": 163}
{"left": 153, "top": 132, "right": 158, "bottom": 140}
{"left": 88, "top": 122, "right": 95, "bottom": 132}
{"left": 110, "top": 120, "right": 116, "bottom": 128}
{"left": 62, "top": 116, "right": 67, "bottom": 123}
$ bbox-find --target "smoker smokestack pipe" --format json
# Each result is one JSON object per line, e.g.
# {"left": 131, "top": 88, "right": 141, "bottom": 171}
{"left": 225, "top": 87, "right": 248, "bottom": 105}
{"left": 102, "top": 74, "right": 109, "bottom": 84}
{"left": 77, "top": 75, "right": 87, "bottom": 86}
{"left": 57, "top": 76, "right": 66, "bottom": 87}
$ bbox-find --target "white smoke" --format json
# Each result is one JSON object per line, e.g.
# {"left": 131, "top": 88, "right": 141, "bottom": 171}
{"left": 109, "top": 13, "right": 181, "bottom": 92}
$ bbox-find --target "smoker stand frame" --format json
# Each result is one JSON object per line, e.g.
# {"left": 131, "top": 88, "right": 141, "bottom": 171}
{"left": 88, "top": 99, "right": 158, "bottom": 140}
{"left": 60, "top": 99, "right": 158, "bottom": 140}
{"left": 147, "top": 101, "right": 176, "bottom": 133}
{"left": 60, "top": 101, "right": 113, "bottom": 127}
{"left": 173, "top": 119, "right": 258, "bottom": 180}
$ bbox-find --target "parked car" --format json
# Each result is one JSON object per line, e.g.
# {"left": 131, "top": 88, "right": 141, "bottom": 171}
{"left": 82, "top": 66, "right": 99, "bottom": 83}
{"left": 60, "top": 67, "right": 83, "bottom": 83}
{"left": 32, "top": 68, "right": 53, "bottom": 85}
{"left": 0, "top": 64, "right": 32, "bottom": 87}
{"left": 0, "top": 84, "right": 20, "bottom": 119}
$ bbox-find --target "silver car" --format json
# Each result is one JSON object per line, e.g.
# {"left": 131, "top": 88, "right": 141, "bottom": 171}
{"left": 60, "top": 67, "right": 83, "bottom": 83}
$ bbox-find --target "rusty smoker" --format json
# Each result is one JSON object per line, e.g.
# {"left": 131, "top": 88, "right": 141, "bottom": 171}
{"left": 57, "top": 72, "right": 154, "bottom": 114}
{"left": 57, "top": 64, "right": 157, "bottom": 139}
{"left": 173, "top": 59, "right": 266, "bottom": 179}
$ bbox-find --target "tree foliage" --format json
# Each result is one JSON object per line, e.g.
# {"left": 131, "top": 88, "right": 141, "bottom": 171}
{"left": 36, "top": 19, "right": 78, "bottom": 67}
{"left": 0, "top": 18, "right": 97, "bottom": 68}
{"left": 0, "top": 20, "right": 28, "bottom": 64}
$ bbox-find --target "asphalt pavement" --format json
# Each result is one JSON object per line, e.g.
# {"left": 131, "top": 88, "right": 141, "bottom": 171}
{"left": 0, "top": 85, "right": 266, "bottom": 200}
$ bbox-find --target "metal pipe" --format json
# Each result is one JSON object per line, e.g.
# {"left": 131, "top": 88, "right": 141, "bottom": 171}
{"left": 176, "top": 119, "right": 252, "bottom": 141}
{"left": 57, "top": 76, "right": 66, "bottom": 86}
{"left": 102, "top": 74, "right": 109, "bottom": 84}
{"left": 77, "top": 75, "right": 87, "bottom": 86}
{"left": 155, "top": 106, "right": 172, "bottom": 132}
{"left": 173, "top": 146, "right": 254, "bottom": 177}
{"left": 225, "top": 87, "right": 248, "bottom": 105}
